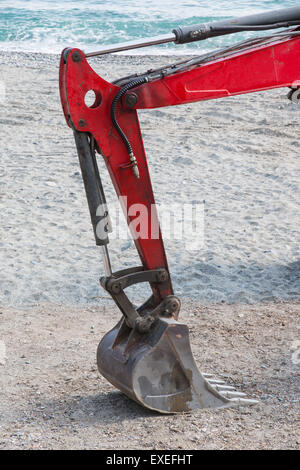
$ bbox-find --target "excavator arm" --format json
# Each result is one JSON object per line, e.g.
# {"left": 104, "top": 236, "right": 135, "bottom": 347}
{"left": 59, "top": 7, "right": 300, "bottom": 413}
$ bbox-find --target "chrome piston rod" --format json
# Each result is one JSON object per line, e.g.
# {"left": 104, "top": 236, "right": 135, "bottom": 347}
{"left": 85, "top": 33, "right": 176, "bottom": 57}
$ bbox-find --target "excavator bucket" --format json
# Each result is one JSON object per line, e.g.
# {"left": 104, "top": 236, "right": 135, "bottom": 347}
{"left": 97, "top": 316, "right": 257, "bottom": 413}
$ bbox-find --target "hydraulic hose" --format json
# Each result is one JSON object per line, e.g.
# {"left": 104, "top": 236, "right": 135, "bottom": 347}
{"left": 110, "top": 77, "right": 148, "bottom": 178}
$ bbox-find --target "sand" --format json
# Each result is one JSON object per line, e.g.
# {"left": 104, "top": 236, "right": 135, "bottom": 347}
{"left": 0, "top": 301, "right": 299, "bottom": 450}
{"left": 1, "top": 52, "right": 300, "bottom": 306}
{"left": 0, "top": 52, "right": 299, "bottom": 450}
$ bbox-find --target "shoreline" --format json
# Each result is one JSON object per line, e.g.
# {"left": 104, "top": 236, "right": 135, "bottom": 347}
{"left": 0, "top": 49, "right": 198, "bottom": 65}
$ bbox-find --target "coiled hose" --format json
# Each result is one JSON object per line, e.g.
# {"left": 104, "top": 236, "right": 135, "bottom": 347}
{"left": 110, "top": 77, "right": 148, "bottom": 178}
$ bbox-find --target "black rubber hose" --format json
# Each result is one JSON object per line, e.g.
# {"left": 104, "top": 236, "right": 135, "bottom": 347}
{"left": 111, "top": 77, "right": 148, "bottom": 156}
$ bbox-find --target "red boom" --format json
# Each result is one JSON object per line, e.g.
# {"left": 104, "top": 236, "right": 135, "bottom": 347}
{"left": 59, "top": 33, "right": 300, "bottom": 301}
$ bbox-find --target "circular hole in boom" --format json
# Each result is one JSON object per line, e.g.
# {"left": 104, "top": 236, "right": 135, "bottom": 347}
{"left": 84, "top": 89, "right": 102, "bottom": 108}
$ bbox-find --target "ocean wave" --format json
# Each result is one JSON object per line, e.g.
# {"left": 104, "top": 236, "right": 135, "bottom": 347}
{"left": 0, "top": 0, "right": 296, "bottom": 54}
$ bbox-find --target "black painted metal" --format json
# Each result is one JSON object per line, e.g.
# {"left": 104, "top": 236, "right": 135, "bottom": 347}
{"left": 74, "top": 131, "right": 110, "bottom": 246}
{"left": 173, "top": 5, "right": 300, "bottom": 44}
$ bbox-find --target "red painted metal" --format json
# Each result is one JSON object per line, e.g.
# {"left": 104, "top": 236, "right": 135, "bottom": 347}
{"left": 59, "top": 34, "right": 300, "bottom": 301}
{"left": 59, "top": 49, "right": 172, "bottom": 301}
{"left": 131, "top": 35, "right": 300, "bottom": 109}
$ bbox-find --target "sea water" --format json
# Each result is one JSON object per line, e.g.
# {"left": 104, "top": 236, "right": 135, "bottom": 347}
{"left": 0, "top": 0, "right": 297, "bottom": 55}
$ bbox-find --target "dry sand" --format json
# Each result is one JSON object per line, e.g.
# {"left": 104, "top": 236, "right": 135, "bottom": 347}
{"left": 0, "top": 301, "right": 299, "bottom": 450}
{"left": 0, "top": 52, "right": 299, "bottom": 449}
{"left": 1, "top": 52, "right": 300, "bottom": 306}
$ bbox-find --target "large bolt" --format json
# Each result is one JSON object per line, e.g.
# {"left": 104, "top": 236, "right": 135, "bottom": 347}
{"left": 72, "top": 51, "right": 82, "bottom": 62}
{"left": 170, "top": 299, "right": 180, "bottom": 312}
{"left": 124, "top": 92, "right": 138, "bottom": 109}
{"left": 111, "top": 282, "right": 122, "bottom": 294}
{"left": 163, "top": 296, "right": 181, "bottom": 317}
{"left": 157, "top": 270, "right": 169, "bottom": 283}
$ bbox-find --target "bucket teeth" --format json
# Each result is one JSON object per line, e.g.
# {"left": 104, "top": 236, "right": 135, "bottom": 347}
{"left": 203, "top": 373, "right": 258, "bottom": 405}
{"left": 221, "top": 391, "right": 247, "bottom": 398}
{"left": 215, "top": 385, "right": 236, "bottom": 391}
{"left": 230, "top": 398, "right": 259, "bottom": 406}
{"left": 207, "top": 379, "right": 226, "bottom": 385}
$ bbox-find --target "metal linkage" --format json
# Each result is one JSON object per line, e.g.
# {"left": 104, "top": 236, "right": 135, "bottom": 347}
{"left": 100, "top": 266, "right": 180, "bottom": 333}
